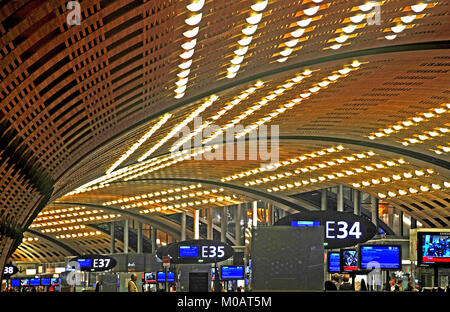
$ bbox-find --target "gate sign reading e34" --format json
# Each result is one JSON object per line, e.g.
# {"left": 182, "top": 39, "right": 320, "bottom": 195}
{"left": 274, "top": 211, "right": 377, "bottom": 249}
{"left": 69, "top": 254, "right": 117, "bottom": 272}
{"left": 165, "top": 240, "right": 234, "bottom": 264}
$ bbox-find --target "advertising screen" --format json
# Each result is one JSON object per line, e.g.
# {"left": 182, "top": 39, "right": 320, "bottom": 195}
{"left": 51, "top": 278, "right": 60, "bottom": 285}
{"left": 419, "top": 232, "right": 450, "bottom": 265}
{"left": 359, "top": 245, "right": 401, "bottom": 269}
{"left": 341, "top": 249, "right": 358, "bottom": 271}
{"left": 144, "top": 273, "right": 156, "bottom": 283}
{"left": 20, "top": 279, "right": 29, "bottom": 286}
{"left": 41, "top": 278, "right": 51, "bottom": 286}
{"left": 328, "top": 252, "right": 340, "bottom": 272}
{"left": 221, "top": 266, "right": 244, "bottom": 280}
{"left": 179, "top": 246, "right": 199, "bottom": 257}
{"left": 30, "top": 278, "right": 40, "bottom": 286}
{"left": 11, "top": 279, "right": 20, "bottom": 287}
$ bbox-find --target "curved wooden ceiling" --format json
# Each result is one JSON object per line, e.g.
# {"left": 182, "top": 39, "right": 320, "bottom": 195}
{"left": 0, "top": 0, "right": 448, "bottom": 263}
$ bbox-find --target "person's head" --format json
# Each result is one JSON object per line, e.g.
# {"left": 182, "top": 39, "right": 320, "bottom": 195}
{"left": 331, "top": 273, "right": 340, "bottom": 282}
{"left": 390, "top": 278, "right": 396, "bottom": 285}
{"left": 343, "top": 274, "right": 350, "bottom": 283}
{"left": 397, "top": 279, "right": 403, "bottom": 286}
{"left": 131, "top": 273, "right": 137, "bottom": 281}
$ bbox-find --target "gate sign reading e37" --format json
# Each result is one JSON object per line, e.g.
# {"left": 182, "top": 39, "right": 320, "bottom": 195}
{"left": 274, "top": 211, "right": 377, "bottom": 249}
{"left": 165, "top": 240, "right": 234, "bottom": 264}
{"left": 69, "top": 254, "right": 117, "bottom": 272}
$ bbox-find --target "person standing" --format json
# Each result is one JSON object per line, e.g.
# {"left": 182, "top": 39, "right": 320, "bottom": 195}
{"left": 339, "top": 274, "right": 354, "bottom": 291}
{"left": 128, "top": 273, "right": 138, "bottom": 292}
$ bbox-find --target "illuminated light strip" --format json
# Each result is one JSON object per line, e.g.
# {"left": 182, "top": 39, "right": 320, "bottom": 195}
{"left": 225, "top": 0, "right": 268, "bottom": 79}
{"left": 377, "top": 182, "right": 448, "bottom": 199}
{"left": 400, "top": 126, "right": 448, "bottom": 146}
{"left": 367, "top": 103, "right": 448, "bottom": 140}
{"left": 244, "top": 151, "right": 376, "bottom": 186}
{"left": 324, "top": 1, "right": 386, "bottom": 51}
{"left": 430, "top": 143, "right": 450, "bottom": 155}
{"left": 203, "top": 70, "right": 315, "bottom": 145}
{"left": 38, "top": 207, "right": 84, "bottom": 216}
{"left": 170, "top": 82, "right": 264, "bottom": 152}
{"left": 56, "top": 231, "right": 103, "bottom": 239}
{"left": 352, "top": 168, "right": 435, "bottom": 188}
{"left": 103, "top": 184, "right": 202, "bottom": 206}
{"left": 105, "top": 114, "right": 172, "bottom": 174}
{"left": 274, "top": 1, "right": 329, "bottom": 63}
{"left": 32, "top": 211, "right": 121, "bottom": 228}
{"left": 41, "top": 225, "right": 87, "bottom": 233}
{"left": 138, "top": 95, "right": 219, "bottom": 161}
{"left": 381, "top": 1, "right": 436, "bottom": 41}
{"left": 221, "top": 145, "right": 345, "bottom": 182}
{"left": 120, "top": 188, "right": 225, "bottom": 209}
{"left": 267, "top": 158, "right": 407, "bottom": 192}
{"left": 235, "top": 62, "right": 363, "bottom": 139}
{"left": 174, "top": 0, "right": 205, "bottom": 98}
{"left": 140, "top": 195, "right": 240, "bottom": 214}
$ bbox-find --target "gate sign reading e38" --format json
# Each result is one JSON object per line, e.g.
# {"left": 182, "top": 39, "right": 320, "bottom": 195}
{"left": 3, "top": 264, "right": 18, "bottom": 278}
{"left": 274, "top": 211, "right": 377, "bottom": 249}
{"left": 165, "top": 240, "right": 234, "bottom": 264}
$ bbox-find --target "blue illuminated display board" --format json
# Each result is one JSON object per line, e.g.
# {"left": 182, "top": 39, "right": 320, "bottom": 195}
{"left": 41, "top": 278, "right": 51, "bottom": 286}
{"left": 328, "top": 252, "right": 340, "bottom": 272}
{"left": 157, "top": 271, "right": 175, "bottom": 282}
{"left": 179, "top": 246, "right": 199, "bottom": 257}
{"left": 291, "top": 221, "right": 320, "bottom": 227}
{"left": 360, "top": 245, "right": 401, "bottom": 269}
{"left": 11, "top": 279, "right": 20, "bottom": 287}
{"left": 221, "top": 266, "right": 244, "bottom": 280}
{"left": 77, "top": 259, "right": 92, "bottom": 268}
{"left": 30, "top": 278, "right": 40, "bottom": 286}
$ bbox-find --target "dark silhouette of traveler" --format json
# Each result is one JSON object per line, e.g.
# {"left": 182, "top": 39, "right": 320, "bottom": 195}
{"left": 339, "top": 274, "right": 353, "bottom": 291}
{"left": 324, "top": 280, "right": 337, "bottom": 291}
{"left": 360, "top": 279, "right": 367, "bottom": 291}
{"left": 394, "top": 279, "right": 403, "bottom": 291}
{"left": 95, "top": 281, "right": 101, "bottom": 292}
{"left": 128, "top": 273, "right": 138, "bottom": 292}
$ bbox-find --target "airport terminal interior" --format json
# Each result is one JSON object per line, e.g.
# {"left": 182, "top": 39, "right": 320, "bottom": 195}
{"left": 0, "top": 0, "right": 449, "bottom": 293}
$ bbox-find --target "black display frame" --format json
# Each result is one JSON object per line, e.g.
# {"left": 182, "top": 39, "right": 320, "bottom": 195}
{"left": 417, "top": 231, "right": 450, "bottom": 267}
{"left": 327, "top": 251, "right": 341, "bottom": 273}
{"left": 220, "top": 265, "right": 245, "bottom": 280}
{"left": 340, "top": 248, "right": 359, "bottom": 273}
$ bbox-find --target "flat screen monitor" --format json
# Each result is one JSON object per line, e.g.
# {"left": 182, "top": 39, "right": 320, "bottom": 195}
{"left": 328, "top": 252, "right": 341, "bottom": 272}
{"left": 144, "top": 273, "right": 156, "bottom": 283}
{"left": 30, "top": 278, "right": 40, "bottom": 286}
{"left": 21, "top": 279, "right": 29, "bottom": 286}
{"left": 359, "top": 245, "right": 401, "bottom": 269}
{"left": 341, "top": 249, "right": 358, "bottom": 272}
{"left": 179, "top": 246, "right": 199, "bottom": 257}
{"left": 11, "top": 279, "right": 20, "bottom": 287}
{"left": 77, "top": 259, "right": 92, "bottom": 268}
{"left": 51, "top": 278, "right": 60, "bottom": 285}
{"left": 221, "top": 266, "right": 244, "bottom": 280}
{"left": 418, "top": 232, "right": 450, "bottom": 266}
{"left": 156, "top": 271, "right": 175, "bottom": 282}
{"left": 41, "top": 278, "right": 51, "bottom": 286}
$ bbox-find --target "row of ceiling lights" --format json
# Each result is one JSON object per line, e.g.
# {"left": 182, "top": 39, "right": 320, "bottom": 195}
{"left": 174, "top": 0, "right": 206, "bottom": 99}
{"left": 38, "top": 206, "right": 84, "bottom": 216}
{"left": 172, "top": 81, "right": 265, "bottom": 150}
{"left": 221, "top": 145, "right": 345, "bottom": 182}
{"left": 401, "top": 127, "right": 448, "bottom": 146}
{"left": 35, "top": 209, "right": 99, "bottom": 222}
{"left": 56, "top": 231, "right": 103, "bottom": 239}
{"left": 367, "top": 103, "right": 448, "bottom": 140}
{"left": 120, "top": 188, "right": 225, "bottom": 209}
{"left": 102, "top": 184, "right": 202, "bottom": 206}
{"left": 267, "top": 158, "right": 407, "bottom": 192}
{"left": 244, "top": 151, "right": 376, "bottom": 186}
{"left": 140, "top": 194, "right": 239, "bottom": 214}
{"left": 383, "top": 2, "right": 436, "bottom": 41}
{"left": 31, "top": 212, "right": 121, "bottom": 228}
{"left": 235, "top": 61, "right": 363, "bottom": 139}
{"left": 351, "top": 168, "right": 435, "bottom": 188}
{"left": 226, "top": 0, "right": 268, "bottom": 79}
{"left": 275, "top": 0, "right": 327, "bottom": 63}
{"left": 203, "top": 70, "right": 314, "bottom": 145}
{"left": 377, "top": 182, "right": 448, "bottom": 199}
{"left": 40, "top": 225, "right": 86, "bottom": 233}
{"left": 431, "top": 144, "right": 450, "bottom": 155}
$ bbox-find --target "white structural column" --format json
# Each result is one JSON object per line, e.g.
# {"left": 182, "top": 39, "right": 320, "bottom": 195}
{"left": 194, "top": 209, "right": 200, "bottom": 240}
{"left": 110, "top": 222, "right": 115, "bottom": 254}
{"left": 252, "top": 201, "right": 258, "bottom": 228}
{"left": 321, "top": 189, "right": 327, "bottom": 211}
{"left": 181, "top": 212, "right": 187, "bottom": 241}
{"left": 353, "top": 189, "right": 360, "bottom": 215}
{"left": 221, "top": 206, "right": 228, "bottom": 242}
{"left": 137, "top": 222, "right": 143, "bottom": 253}
{"left": 206, "top": 208, "right": 213, "bottom": 240}
{"left": 151, "top": 227, "right": 157, "bottom": 253}
{"left": 235, "top": 204, "right": 242, "bottom": 245}
{"left": 124, "top": 219, "right": 129, "bottom": 254}
{"left": 371, "top": 195, "right": 378, "bottom": 227}
{"left": 337, "top": 185, "right": 344, "bottom": 212}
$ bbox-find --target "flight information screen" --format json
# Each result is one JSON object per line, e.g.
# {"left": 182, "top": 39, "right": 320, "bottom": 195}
{"left": 179, "top": 246, "right": 199, "bottom": 257}
{"left": 360, "top": 246, "right": 400, "bottom": 269}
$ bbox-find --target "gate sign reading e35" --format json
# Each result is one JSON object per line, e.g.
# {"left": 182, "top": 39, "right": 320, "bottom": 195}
{"left": 275, "top": 211, "right": 377, "bottom": 249}
{"left": 164, "top": 240, "right": 234, "bottom": 264}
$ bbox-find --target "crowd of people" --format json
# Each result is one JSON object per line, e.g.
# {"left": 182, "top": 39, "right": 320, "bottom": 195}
{"left": 325, "top": 274, "right": 419, "bottom": 292}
